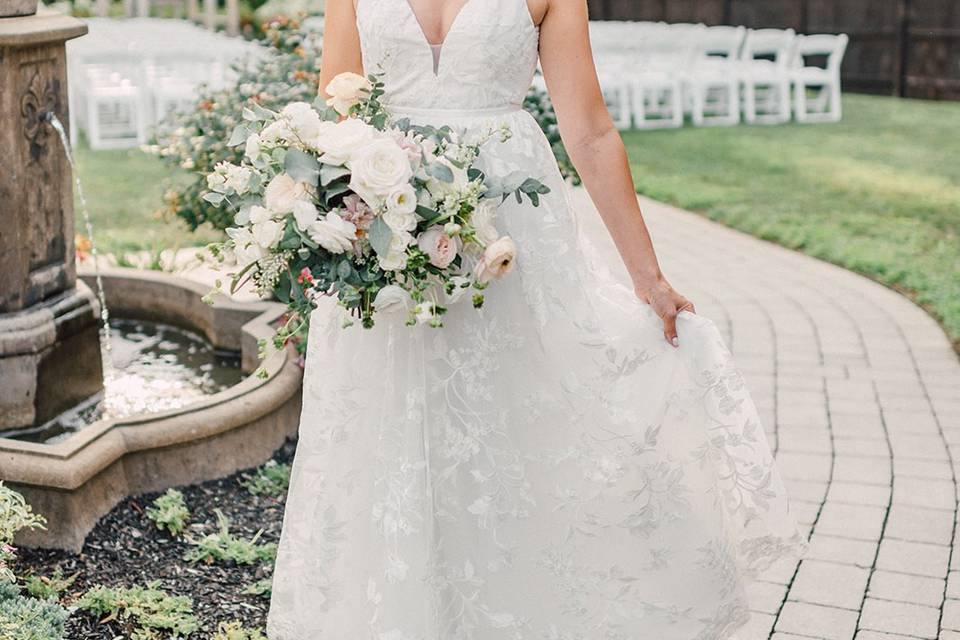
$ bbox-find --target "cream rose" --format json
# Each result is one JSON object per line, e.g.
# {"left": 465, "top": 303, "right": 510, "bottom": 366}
{"left": 315, "top": 118, "right": 378, "bottom": 166}
{"left": 470, "top": 199, "right": 500, "bottom": 245}
{"left": 416, "top": 226, "right": 461, "bottom": 269}
{"left": 325, "top": 72, "right": 373, "bottom": 116}
{"left": 292, "top": 200, "right": 319, "bottom": 232}
{"left": 252, "top": 218, "right": 284, "bottom": 249}
{"left": 474, "top": 236, "right": 517, "bottom": 283}
{"left": 349, "top": 139, "right": 414, "bottom": 209}
{"left": 308, "top": 212, "right": 357, "bottom": 254}
{"left": 280, "top": 102, "right": 324, "bottom": 143}
{"left": 264, "top": 173, "right": 310, "bottom": 214}
{"left": 225, "top": 226, "right": 264, "bottom": 268}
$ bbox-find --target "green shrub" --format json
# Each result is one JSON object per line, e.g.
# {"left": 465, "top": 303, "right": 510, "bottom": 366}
{"left": 23, "top": 568, "right": 77, "bottom": 601}
{"left": 0, "top": 580, "right": 69, "bottom": 640}
{"left": 241, "top": 578, "right": 272, "bottom": 599}
{"left": 184, "top": 509, "right": 276, "bottom": 566}
{"left": 0, "top": 482, "right": 47, "bottom": 584}
{"left": 212, "top": 619, "right": 267, "bottom": 640}
{"left": 241, "top": 460, "right": 291, "bottom": 497}
{"left": 145, "top": 489, "right": 191, "bottom": 537}
{"left": 150, "top": 16, "right": 322, "bottom": 232}
{"left": 75, "top": 581, "right": 199, "bottom": 639}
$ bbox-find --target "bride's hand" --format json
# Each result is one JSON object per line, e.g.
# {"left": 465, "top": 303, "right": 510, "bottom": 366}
{"left": 637, "top": 278, "right": 695, "bottom": 348}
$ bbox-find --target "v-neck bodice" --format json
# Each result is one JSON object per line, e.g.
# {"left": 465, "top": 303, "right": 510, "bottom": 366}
{"left": 356, "top": 0, "right": 539, "bottom": 112}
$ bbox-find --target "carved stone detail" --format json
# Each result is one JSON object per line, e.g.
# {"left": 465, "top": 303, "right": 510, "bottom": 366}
{"left": 20, "top": 70, "right": 60, "bottom": 162}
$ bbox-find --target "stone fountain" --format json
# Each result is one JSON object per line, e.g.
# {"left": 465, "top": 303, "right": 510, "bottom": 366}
{"left": 0, "top": 6, "right": 303, "bottom": 551}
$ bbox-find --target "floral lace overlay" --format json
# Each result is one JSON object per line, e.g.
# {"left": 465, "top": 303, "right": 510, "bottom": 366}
{"left": 266, "top": 1, "right": 807, "bottom": 638}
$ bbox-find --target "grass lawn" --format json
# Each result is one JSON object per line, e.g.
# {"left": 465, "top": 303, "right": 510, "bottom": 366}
{"left": 622, "top": 93, "right": 960, "bottom": 347}
{"left": 72, "top": 143, "right": 223, "bottom": 258}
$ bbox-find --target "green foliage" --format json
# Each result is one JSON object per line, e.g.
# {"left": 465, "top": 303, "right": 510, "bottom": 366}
{"left": 146, "top": 489, "right": 191, "bottom": 537}
{"left": 240, "top": 460, "right": 292, "bottom": 497}
{"left": 0, "top": 482, "right": 47, "bottom": 584}
{"left": 75, "top": 581, "right": 199, "bottom": 640}
{"left": 241, "top": 578, "right": 272, "bottom": 600}
{"left": 523, "top": 78, "right": 580, "bottom": 185}
{"left": 212, "top": 619, "right": 267, "bottom": 640}
{"left": 0, "top": 580, "right": 69, "bottom": 640}
{"left": 22, "top": 568, "right": 77, "bottom": 601}
{"left": 150, "top": 17, "right": 322, "bottom": 232}
{"left": 183, "top": 509, "right": 277, "bottom": 566}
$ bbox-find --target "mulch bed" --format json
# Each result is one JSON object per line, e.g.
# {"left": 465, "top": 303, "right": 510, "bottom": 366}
{"left": 12, "top": 437, "right": 298, "bottom": 639}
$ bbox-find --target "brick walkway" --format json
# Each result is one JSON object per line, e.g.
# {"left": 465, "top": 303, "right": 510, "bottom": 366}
{"left": 574, "top": 190, "right": 960, "bottom": 640}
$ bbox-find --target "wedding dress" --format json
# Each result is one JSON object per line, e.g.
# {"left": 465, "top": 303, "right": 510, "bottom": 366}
{"left": 266, "top": 0, "right": 807, "bottom": 637}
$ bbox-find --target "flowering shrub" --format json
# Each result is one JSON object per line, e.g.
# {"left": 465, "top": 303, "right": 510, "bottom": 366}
{"left": 150, "top": 15, "right": 322, "bottom": 232}
{"left": 0, "top": 481, "right": 47, "bottom": 584}
{"left": 203, "top": 73, "right": 548, "bottom": 358}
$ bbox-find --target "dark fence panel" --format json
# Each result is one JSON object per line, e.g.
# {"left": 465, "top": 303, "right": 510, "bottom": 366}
{"left": 587, "top": 0, "right": 960, "bottom": 100}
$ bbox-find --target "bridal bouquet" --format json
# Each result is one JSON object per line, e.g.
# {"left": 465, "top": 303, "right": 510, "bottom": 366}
{"left": 202, "top": 73, "right": 549, "bottom": 353}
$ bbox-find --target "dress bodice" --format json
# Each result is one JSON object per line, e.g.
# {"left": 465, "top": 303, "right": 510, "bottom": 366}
{"left": 356, "top": 0, "right": 540, "bottom": 112}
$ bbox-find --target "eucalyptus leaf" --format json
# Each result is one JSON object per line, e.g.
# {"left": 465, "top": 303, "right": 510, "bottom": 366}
{"left": 285, "top": 149, "right": 321, "bottom": 186}
{"left": 202, "top": 191, "right": 225, "bottom": 205}
{"left": 320, "top": 164, "right": 351, "bottom": 187}
{"left": 426, "top": 162, "right": 454, "bottom": 183}
{"left": 368, "top": 216, "right": 393, "bottom": 257}
{"left": 228, "top": 124, "right": 251, "bottom": 147}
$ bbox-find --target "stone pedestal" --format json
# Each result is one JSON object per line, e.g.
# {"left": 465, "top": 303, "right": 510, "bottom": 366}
{"left": 0, "top": 10, "right": 101, "bottom": 430}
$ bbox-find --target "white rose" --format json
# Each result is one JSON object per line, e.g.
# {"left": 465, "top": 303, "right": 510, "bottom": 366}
{"left": 315, "top": 118, "right": 378, "bottom": 166}
{"left": 226, "top": 226, "right": 264, "bottom": 268}
{"left": 252, "top": 218, "right": 284, "bottom": 249}
{"left": 372, "top": 284, "right": 412, "bottom": 314}
{"left": 265, "top": 173, "right": 310, "bottom": 214}
{"left": 382, "top": 209, "right": 417, "bottom": 234}
{"left": 324, "top": 72, "right": 373, "bottom": 116}
{"left": 308, "top": 212, "right": 356, "bottom": 254}
{"left": 378, "top": 230, "right": 414, "bottom": 271}
{"left": 348, "top": 139, "right": 414, "bottom": 209}
{"left": 244, "top": 133, "right": 262, "bottom": 160}
{"left": 474, "top": 236, "right": 517, "bottom": 283}
{"left": 292, "top": 200, "right": 319, "bottom": 231}
{"left": 385, "top": 184, "right": 418, "bottom": 214}
{"left": 280, "top": 102, "right": 324, "bottom": 143}
{"left": 471, "top": 199, "right": 500, "bottom": 245}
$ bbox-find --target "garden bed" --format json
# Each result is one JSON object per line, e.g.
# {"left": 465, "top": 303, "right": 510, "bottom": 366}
{"left": 12, "top": 438, "right": 296, "bottom": 638}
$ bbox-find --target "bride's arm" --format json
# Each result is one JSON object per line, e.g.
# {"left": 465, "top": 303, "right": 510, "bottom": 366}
{"left": 317, "top": 0, "right": 365, "bottom": 97}
{"left": 537, "top": 0, "right": 694, "bottom": 346}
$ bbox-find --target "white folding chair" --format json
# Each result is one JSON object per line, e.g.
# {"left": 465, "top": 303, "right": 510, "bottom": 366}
{"left": 791, "top": 33, "right": 849, "bottom": 123}
{"left": 688, "top": 25, "right": 746, "bottom": 126}
{"left": 739, "top": 28, "right": 796, "bottom": 125}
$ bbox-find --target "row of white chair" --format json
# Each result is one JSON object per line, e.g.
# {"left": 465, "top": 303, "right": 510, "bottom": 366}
{"left": 66, "top": 18, "right": 263, "bottom": 149}
{"left": 578, "top": 22, "right": 849, "bottom": 130}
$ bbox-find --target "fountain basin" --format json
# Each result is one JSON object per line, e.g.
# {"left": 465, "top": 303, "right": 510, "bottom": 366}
{"left": 1, "top": 267, "right": 303, "bottom": 551}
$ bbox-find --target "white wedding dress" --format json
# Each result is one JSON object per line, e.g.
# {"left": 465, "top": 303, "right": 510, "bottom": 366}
{"left": 266, "top": 0, "right": 807, "bottom": 638}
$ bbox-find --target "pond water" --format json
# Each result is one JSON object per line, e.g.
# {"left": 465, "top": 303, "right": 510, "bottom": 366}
{"left": 2, "top": 319, "right": 244, "bottom": 444}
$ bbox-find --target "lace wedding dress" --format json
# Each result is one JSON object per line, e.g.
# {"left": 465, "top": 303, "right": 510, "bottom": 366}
{"left": 266, "top": 0, "right": 807, "bottom": 637}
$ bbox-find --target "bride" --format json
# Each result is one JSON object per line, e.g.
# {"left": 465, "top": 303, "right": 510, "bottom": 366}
{"left": 266, "top": 0, "right": 807, "bottom": 638}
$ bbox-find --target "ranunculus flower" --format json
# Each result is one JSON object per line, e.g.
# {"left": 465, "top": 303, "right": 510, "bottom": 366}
{"left": 349, "top": 139, "right": 414, "bottom": 209}
{"left": 225, "top": 226, "right": 264, "bottom": 268}
{"left": 325, "top": 72, "right": 373, "bottom": 116}
{"left": 309, "top": 212, "right": 356, "bottom": 254}
{"left": 378, "top": 230, "right": 414, "bottom": 271}
{"left": 265, "top": 173, "right": 310, "bottom": 214}
{"left": 382, "top": 209, "right": 417, "bottom": 234}
{"left": 372, "top": 284, "right": 412, "bottom": 314}
{"left": 292, "top": 200, "right": 319, "bottom": 231}
{"left": 252, "top": 218, "right": 284, "bottom": 249}
{"left": 474, "top": 236, "right": 517, "bottom": 283}
{"left": 315, "top": 118, "right": 378, "bottom": 166}
{"left": 417, "top": 225, "right": 461, "bottom": 269}
{"left": 471, "top": 198, "right": 500, "bottom": 244}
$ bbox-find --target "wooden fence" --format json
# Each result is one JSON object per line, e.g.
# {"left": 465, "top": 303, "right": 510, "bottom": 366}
{"left": 587, "top": 0, "right": 960, "bottom": 100}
